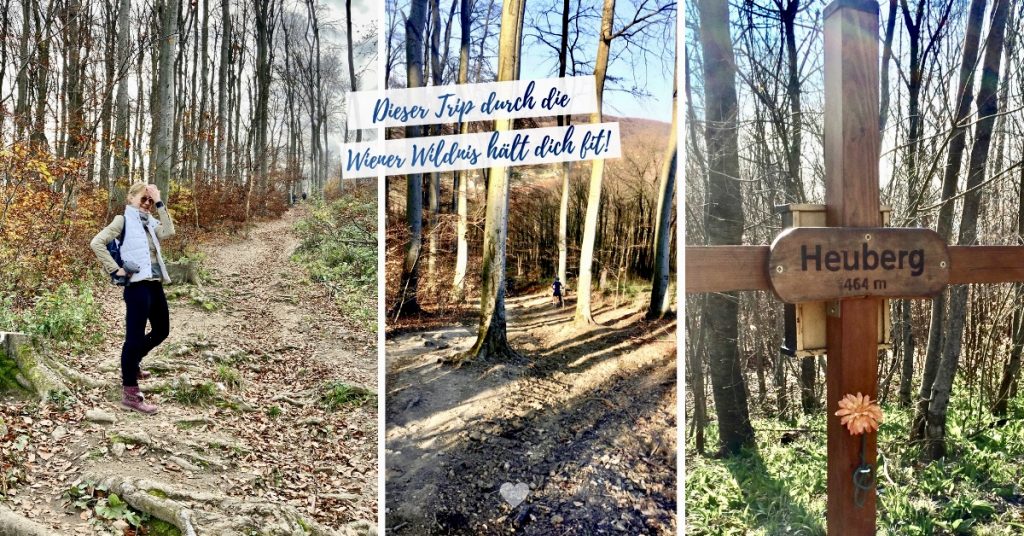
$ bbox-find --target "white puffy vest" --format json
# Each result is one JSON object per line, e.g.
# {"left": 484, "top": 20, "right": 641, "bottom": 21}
{"left": 120, "top": 205, "right": 171, "bottom": 284}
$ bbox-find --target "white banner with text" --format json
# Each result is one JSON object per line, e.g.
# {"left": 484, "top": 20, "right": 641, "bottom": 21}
{"left": 341, "top": 122, "right": 620, "bottom": 179}
{"left": 346, "top": 76, "right": 598, "bottom": 131}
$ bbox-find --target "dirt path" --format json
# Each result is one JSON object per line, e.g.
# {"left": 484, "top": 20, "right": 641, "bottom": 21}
{"left": 385, "top": 293, "right": 676, "bottom": 535}
{"left": 1, "top": 207, "right": 377, "bottom": 535}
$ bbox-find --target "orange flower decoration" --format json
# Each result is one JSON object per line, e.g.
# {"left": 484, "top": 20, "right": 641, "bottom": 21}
{"left": 835, "top": 392, "right": 883, "bottom": 435}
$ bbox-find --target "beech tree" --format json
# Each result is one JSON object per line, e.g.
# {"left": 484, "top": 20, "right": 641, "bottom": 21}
{"left": 698, "top": 0, "right": 755, "bottom": 455}
{"left": 647, "top": 51, "right": 676, "bottom": 320}
{"left": 574, "top": 0, "right": 675, "bottom": 324}
{"left": 397, "top": 0, "right": 429, "bottom": 316}
{"left": 452, "top": 0, "right": 473, "bottom": 302}
{"left": 453, "top": 0, "right": 528, "bottom": 363}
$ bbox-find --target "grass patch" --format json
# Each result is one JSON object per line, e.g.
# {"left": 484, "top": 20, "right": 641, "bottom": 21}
{"left": 165, "top": 284, "right": 221, "bottom": 311}
{"left": 216, "top": 365, "right": 242, "bottom": 390}
{"left": 321, "top": 381, "right": 375, "bottom": 411}
{"left": 292, "top": 194, "right": 376, "bottom": 330}
{"left": 170, "top": 380, "right": 218, "bottom": 406}
{"left": 1, "top": 283, "right": 103, "bottom": 353}
{"left": 686, "top": 397, "right": 1024, "bottom": 535}
{"left": 267, "top": 405, "right": 283, "bottom": 418}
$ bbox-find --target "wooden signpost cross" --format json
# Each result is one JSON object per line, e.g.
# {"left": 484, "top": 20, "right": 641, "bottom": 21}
{"left": 687, "top": 0, "right": 1024, "bottom": 534}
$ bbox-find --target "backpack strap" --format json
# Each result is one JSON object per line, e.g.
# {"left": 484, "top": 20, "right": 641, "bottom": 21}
{"left": 117, "top": 215, "right": 126, "bottom": 244}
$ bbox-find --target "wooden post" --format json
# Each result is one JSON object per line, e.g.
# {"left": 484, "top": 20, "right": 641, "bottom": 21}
{"left": 823, "top": 1, "right": 880, "bottom": 533}
{"left": 685, "top": 2, "right": 1024, "bottom": 533}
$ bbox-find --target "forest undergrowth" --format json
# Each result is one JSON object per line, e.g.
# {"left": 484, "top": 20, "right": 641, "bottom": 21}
{"left": 686, "top": 394, "right": 1024, "bottom": 535}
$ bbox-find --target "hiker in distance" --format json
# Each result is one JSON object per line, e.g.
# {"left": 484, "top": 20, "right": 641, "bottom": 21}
{"left": 552, "top": 276, "right": 565, "bottom": 308}
{"left": 90, "top": 183, "right": 175, "bottom": 414}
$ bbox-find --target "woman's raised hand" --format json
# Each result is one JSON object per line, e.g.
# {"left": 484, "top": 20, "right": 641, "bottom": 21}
{"left": 146, "top": 184, "right": 162, "bottom": 203}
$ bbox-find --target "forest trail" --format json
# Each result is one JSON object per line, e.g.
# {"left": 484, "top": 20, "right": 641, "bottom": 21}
{"left": 2, "top": 207, "right": 376, "bottom": 535}
{"left": 385, "top": 293, "right": 676, "bottom": 535}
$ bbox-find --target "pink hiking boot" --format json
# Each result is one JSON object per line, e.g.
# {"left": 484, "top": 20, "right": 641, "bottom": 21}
{"left": 121, "top": 386, "right": 158, "bottom": 414}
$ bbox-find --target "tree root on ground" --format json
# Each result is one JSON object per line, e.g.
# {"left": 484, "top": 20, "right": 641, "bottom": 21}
{"left": 0, "top": 504, "right": 59, "bottom": 536}
{"left": 105, "top": 429, "right": 233, "bottom": 471}
{"left": 84, "top": 473, "right": 200, "bottom": 536}
{"left": 84, "top": 472, "right": 376, "bottom": 536}
{"left": 45, "top": 355, "right": 108, "bottom": 390}
{"left": 1, "top": 332, "right": 70, "bottom": 401}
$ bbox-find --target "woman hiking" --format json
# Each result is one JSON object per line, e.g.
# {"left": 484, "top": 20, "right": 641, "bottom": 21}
{"left": 90, "top": 183, "right": 175, "bottom": 414}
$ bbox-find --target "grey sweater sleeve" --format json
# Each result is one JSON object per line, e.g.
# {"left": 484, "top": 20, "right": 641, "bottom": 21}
{"left": 154, "top": 204, "right": 175, "bottom": 240}
{"left": 90, "top": 215, "right": 125, "bottom": 274}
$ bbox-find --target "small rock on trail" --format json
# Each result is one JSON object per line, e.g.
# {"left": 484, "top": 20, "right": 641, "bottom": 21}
{"left": 85, "top": 409, "right": 116, "bottom": 424}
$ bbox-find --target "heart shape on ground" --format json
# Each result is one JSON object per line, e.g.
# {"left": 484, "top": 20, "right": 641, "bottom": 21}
{"left": 499, "top": 482, "right": 529, "bottom": 508}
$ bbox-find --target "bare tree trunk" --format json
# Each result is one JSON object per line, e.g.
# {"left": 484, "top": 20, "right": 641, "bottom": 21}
{"left": 216, "top": 0, "right": 230, "bottom": 181}
{"left": 14, "top": 0, "right": 32, "bottom": 138}
{"left": 254, "top": 0, "right": 275, "bottom": 194}
{"left": 110, "top": 0, "right": 131, "bottom": 205}
{"left": 994, "top": 157, "right": 1024, "bottom": 417}
{"left": 31, "top": 7, "right": 52, "bottom": 147}
{"left": 346, "top": 0, "right": 360, "bottom": 144}
{"left": 134, "top": 44, "right": 146, "bottom": 182}
{"left": 924, "top": 0, "right": 1009, "bottom": 461}
{"left": 647, "top": 55, "right": 676, "bottom": 320}
{"left": 574, "top": 0, "right": 614, "bottom": 325}
{"left": 397, "top": 0, "right": 429, "bottom": 316}
{"left": 98, "top": 0, "right": 117, "bottom": 191}
{"left": 912, "top": 0, "right": 987, "bottom": 436}
{"left": 699, "top": 0, "right": 755, "bottom": 455}
{"left": 196, "top": 0, "right": 210, "bottom": 180}
{"left": 152, "top": 0, "right": 178, "bottom": 195}
{"left": 0, "top": 1, "right": 7, "bottom": 145}
{"left": 879, "top": 0, "right": 898, "bottom": 132}
{"left": 452, "top": 0, "right": 527, "bottom": 364}
{"left": 779, "top": 0, "right": 805, "bottom": 204}
{"left": 426, "top": 0, "right": 442, "bottom": 284}
{"left": 894, "top": 0, "right": 928, "bottom": 417}
{"left": 556, "top": 0, "right": 571, "bottom": 286}
{"left": 451, "top": 0, "right": 472, "bottom": 302}
{"left": 689, "top": 297, "right": 709, "bottom": 455}
{"left": 64, "top": 0, "right": 84, "bottom": 160}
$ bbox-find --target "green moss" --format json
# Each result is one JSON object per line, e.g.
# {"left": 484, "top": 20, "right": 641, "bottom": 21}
{"left": 108, "top": 433, "right": 146, "bottom": 446}
{"left": 0, "top": 348, "right": 27, "bottom": 392}
{"left": 147, "top": 488, "right": 169, "bottom": 499}
{"left": 145, "top": 518, "right": 181, "bottom": 536}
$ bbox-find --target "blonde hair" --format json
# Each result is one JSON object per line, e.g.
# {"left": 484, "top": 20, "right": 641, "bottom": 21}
{"left": 126, "top": 183, "right": 148, "bottom": 202}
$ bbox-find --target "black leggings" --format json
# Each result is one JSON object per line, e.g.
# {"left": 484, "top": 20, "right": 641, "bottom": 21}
{"left": 121, "top": 281, "right": 169, "bottom": 386}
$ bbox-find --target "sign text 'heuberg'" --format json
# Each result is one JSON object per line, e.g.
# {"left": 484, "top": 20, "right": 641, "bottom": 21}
{"left": 768, "top": 227, "right": 950, "bottom": 303}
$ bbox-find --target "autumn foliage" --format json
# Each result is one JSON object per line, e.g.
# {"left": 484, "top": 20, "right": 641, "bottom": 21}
{"left": 1, "top": 142, "right": 292, "bottom": 308}
{"left": 0, "top": 143, "right": 105, "bottom": 307}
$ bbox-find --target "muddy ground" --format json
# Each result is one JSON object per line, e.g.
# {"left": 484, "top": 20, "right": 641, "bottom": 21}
{"left": 385, "top": 292, "right": 677, "bottom": 535}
